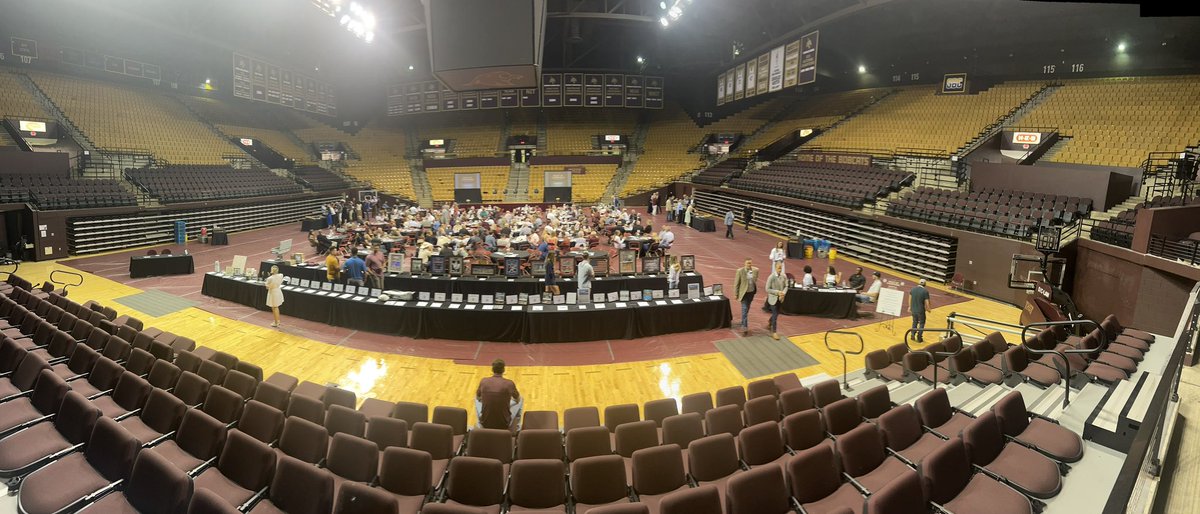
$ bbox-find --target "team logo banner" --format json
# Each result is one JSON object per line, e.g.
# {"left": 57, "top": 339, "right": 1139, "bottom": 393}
{"left": 942, "top": 73, "right": 967, "bottom": 94}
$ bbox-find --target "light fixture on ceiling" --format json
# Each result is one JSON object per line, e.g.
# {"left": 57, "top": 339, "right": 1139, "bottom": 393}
{"left": 858, "top": 65, "right": 866, "bottom": 74}
{"left": 1117, "top": 42, "right": 1127, "bottom": 52}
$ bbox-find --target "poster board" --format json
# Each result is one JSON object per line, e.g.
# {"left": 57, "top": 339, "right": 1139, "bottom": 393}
{"left": 876, "top": 288, "right": 905, "bottom": 316}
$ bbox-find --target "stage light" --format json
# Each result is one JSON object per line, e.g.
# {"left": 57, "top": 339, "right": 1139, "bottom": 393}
{"left": 858, "top": 65, "right": 866, "bottom": 74}
{"left": 636, "top": 56, "right": 645, "bottom": 64}
{"left": 1117, "top": 42, "right": 1127, "bottom": 52}
{"left": 362, "top": 12, "right": 375, "bottom": 29}
{"left": 660, "top": 17, "right": 669, "bottom": 27}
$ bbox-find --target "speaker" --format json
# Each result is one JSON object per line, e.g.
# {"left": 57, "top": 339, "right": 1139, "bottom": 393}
{"left": 426, "top": 0, "right": 546, "bottom": 91}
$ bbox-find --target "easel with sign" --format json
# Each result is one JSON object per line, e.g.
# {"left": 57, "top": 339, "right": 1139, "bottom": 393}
{"left": 875, "top": 284, "right": 905, "bottom": 338}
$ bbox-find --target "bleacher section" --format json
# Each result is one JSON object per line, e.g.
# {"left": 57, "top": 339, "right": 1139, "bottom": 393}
{"left": 1019, "top": 76, "right": 1200, "bottom": 167}
{"left": 216, "top": 124, "right": 314, "bottom": 164}
{"left": 127, "top": 165, "right": 303, "bottom": 204}
{"left": 809, "top": 82, "right": 1045, "bottom": 154}
{"left": 0, "top": 72, "right": 49, "bottom": 123}
{"left": 1091, "top": 195, "right": 1200, "bottom": 248}
{"left": 543, "top": 110, "right": 638, "bottom": 155}
{"left": 0, "top": 174, "right": 135, "bottom": 209}
{"left": 291, "top": 166, "right": 351, "bottom": 192}
{"left": 425, "top": 166, "right": 509, "bottom": 203}
{"left": 887, "top": 187, "right": 1093, "bottom": 239}
{"left": 622, "top": 100, "right": 786, "bottom": 196}
{"left": 292, "top": 121, "right": 415, "bottom": 200}
{"left": 691, "top": 158, "right": 750, "bottom": 186}
{"left": 728, "top": 161, "right": 913, "bottom": 209}
{"left": 26, "top": 71, "right": 240, "bottom": 164}
{"left": 414, "top": 112, "right": 503, "bottom": 157}
{"left": 532, "top": 163, "right": 621, "bottom": 204}
{"left": 747, "top": 89, "right": 887, "bottom": 150}
{"left": 178, "top": 95, "right": 311, "bottom": 131}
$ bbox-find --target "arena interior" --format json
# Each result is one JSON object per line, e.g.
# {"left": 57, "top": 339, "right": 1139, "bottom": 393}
{"left": 0, "top": 0, "right": 1199, "bottom": 513}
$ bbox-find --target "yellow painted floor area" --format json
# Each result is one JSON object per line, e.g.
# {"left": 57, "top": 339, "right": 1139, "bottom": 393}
{"left": 17, "top": 255, "right": 1022, "bottom": 425}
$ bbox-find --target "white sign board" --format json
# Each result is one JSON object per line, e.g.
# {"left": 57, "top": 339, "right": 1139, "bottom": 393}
{"left": 876, "top": 288, "right": 905, "bottom": 317}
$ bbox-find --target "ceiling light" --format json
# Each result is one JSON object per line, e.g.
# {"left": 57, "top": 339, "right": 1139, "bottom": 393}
{"left": 668, "top": 6, "right": 682, "bottom": 19}
{"left": 636, "top": 56, "right": 645, "bottom": 64}
{"left": 1117, "top": 42, "right": 1127, "bottom": 52}
{"left": 340, "top": 15, "right": 350, "bottom": 25}
{"left": 858, "top": 65, "right": 866, "bottom": 74}
{"left": 660, "top": 1, "right": 666, "bottom": 9}
{"left": 660, "top": 17, "right": 669, "bottom": 27}
{"left": 408, "top": 65, "right": 415, "bottom": 71}
{"left": 365, "top": 31, "right": 374, "bottom": 43}
{"left": 205, "top": 78, "right": 211, "bottom": 84}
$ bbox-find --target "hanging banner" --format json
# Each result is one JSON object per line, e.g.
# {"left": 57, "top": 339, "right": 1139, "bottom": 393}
{"left": 717, "top": 71, "right": 727, "bottom": 105}
{"left": 798, "top": 30, "right": 819, "bottom": 85}
{"left": 756, "top": 53, "right": 770, "bottom": 96}
{"left": 784, "top": 40, "right": 800, "bottom": 88}
{"left": 745, "top": 59, "right": 758, "bottom": 98}
{"left": 734, "top": 64, "right": 746, "bottom": 100}
{"left": 768, "top": 45, "right": 785, "bottom": 92}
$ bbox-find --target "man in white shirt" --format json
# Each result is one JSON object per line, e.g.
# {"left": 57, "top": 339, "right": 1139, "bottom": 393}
{"left": 857, "top": 271, "right": 883, "bottom": 303}
{"left": 658, "top": 226, "right": 675, "bottom": 249}
{"left": 577, "top": 258, "right": 595, "bottom": 291}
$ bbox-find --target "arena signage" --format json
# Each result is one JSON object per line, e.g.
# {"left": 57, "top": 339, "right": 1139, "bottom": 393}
{"left": 942, "top": 73, "right": 967, "bottom": 94}
{"left": 1013, "top": 132, "right": 1041, "bottom": 145}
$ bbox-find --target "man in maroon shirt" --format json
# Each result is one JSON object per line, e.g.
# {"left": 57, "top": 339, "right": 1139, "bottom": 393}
{"left": 364, "top": 246, "right": 387, "bottom": 290}
{"left": 476, "top": 359, "right": 522, "bottom": 432}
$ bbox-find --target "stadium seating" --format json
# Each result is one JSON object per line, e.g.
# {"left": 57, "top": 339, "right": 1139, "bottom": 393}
{"left": 0, "top": 72, "right": 50, "bottom": 129}
{"left": 528, "top": 164, "right": 621, "bottom": 204}
{"left": 291, "top": 166, "right": 351, "bottom": 192}
{"left": 26, "top": 71, "right": 240, "bottom": 164}
{"left": 414, "top": 112, "right": 504, "bottom": 158}
{"left": 543, "top": 110, "right": 638, "bottom": 155}
{"left": 887, "top": 187, "right": 1093, "bottom": 239}
{"left": 691, "top": 158, "right": 750, "bottom": 186}
{"left": 127, "top": 165, "right": 304, "bottom": 203}
{"left": 217, "top": 124, "right": 315, "bottom": 164}
{"left": 727, "top": 160, "right": 913, "bottom": 209}
{"left": 746, "top": 88, "right": 888, "bottom": 151}
{"left": 293, "top": 121, "right": 416, "bottom": 200}
{"left": 425, "top": 166, "right": 510, "bottom": 203}
{"left": 808, "top": 81, "right": 1045, "bottom": 154}
{"left": 0, "top": 174, "right": 136, "bottom": 209}
{"left": 1091, "top": 195, "right": 1200, "bottom": 248}
{"left": 622, "top": 100, "right": 785, "bottom": 196}
{"left": 1019, "top": 76, "right": 1200, "bottom": 167}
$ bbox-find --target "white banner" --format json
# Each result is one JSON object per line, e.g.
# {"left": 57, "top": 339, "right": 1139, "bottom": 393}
{"left": 734, "top": 65, "right": 745, "bottom": 95}
{"left": 745, "top": 59, "right": 757, "bottom": 96}
{"left": 768, "top": 46, "right": 785, "bottom": 92}
{"left": 717, "top": 72, "right": 726, "bottom": 105}
{"left": 725, "top": 72, "right": 735, "bottom": 100}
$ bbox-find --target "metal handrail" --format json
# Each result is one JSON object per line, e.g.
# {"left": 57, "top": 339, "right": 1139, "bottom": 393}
{"left": 903, "top": 328, "right": 962, "bottom": 388}
{"left": 0, "top": 258, "right": 18, "bottom": 278}
{"left": 823, "top": 330, "right": 865, "bottom": 390}
{"left": 48, "top": 270, "right": 84, "bottom": 296}
{"left": 946, "top": 312, "right": 1027, "bottom": 341}
{"left": 1018, "top": 320, "right": 1106, "bottom": 409}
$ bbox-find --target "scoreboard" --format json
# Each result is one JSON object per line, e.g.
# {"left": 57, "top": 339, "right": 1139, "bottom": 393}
{"left": 388, "top": 73, "right": 663, "bottom": 116}
{"left": 718, "top": 30, "right": 817, "bottom": 106}
{"left": 232, "top": 52, "right": 337, "bottom": 117}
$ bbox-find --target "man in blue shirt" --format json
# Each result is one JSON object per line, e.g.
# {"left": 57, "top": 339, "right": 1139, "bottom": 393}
{"left": 910, "top": 279, "right": 931, "bottom": 342}
{"left": 342, "top": 249, "right": 367, "bottom": 287}
{"left": 724, "top": 210, "right": 736, "bottom": 239}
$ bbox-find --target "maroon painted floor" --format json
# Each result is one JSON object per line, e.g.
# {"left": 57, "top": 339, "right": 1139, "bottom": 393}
{"left": 61, "top": 208, "right": 969, "bottom": 366}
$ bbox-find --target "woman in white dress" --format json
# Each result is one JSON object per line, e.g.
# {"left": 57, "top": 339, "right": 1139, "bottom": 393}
{"left": 769, "top": 241, "right": 787, "bottom": 274}
{"left": 684, "top": 202, "right": 694, "bottom": 226}
{"left": 264, "top": 265, "right": 285, "bottom": 328}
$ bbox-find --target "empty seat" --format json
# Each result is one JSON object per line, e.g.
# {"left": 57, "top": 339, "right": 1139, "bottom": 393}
{"left": 222, "top": 369, "right": 259, "bottom": 400}
{"left": 660, "top": 485, "right": 722, "bottom": 514}
{"left": 0, "top": 391, "right": 100, "bottom": 480}
{"left": 961, "top": 411, "right": 1062, "bottom": 499}
{"left": 821, "top": 397, "right": 863, "bottom": 438}
{"left": 680, "top": 392, "right": 714, "bottom": 417}
{"left": 787, "top": 443, "right": 866, "bottom": 514}
{"left": 248, "top": 454, "right": 336, "bottom": 514}
{"left": 743, "top": 395, "right": 782, "bottom": 425}
{"left": 516, "top": 428, "right": 564, "bottom": 461}
{"left": 631, "top": 444, "right": 688, "bottom": 512}
{"left": 738, "top": 420, "right": 790, "bottom": 469}
{"left": 810, "top": 379, "right": 844, "bottom": 408}
{"left": 378, "top": 446, "right": 433, "bottom": 513}
{"left": 432, "top": 406, "right": 469, "bottom": 451}
{"left": 565, "top": 406, "right": 602, "bottom": 432}
{"left": 704, "top": 404, "right": 744, "bottom": 437}
{"left": 605, "top": 403, "right": 641, "bottom": 434}
{"left": 522, "top": 410, "right": 559, "bottom": 430}
{"left": 661, "top": 413, "right": 705, "bottom": 466}
{"left": 173, "top": 371, "right": 212, "bottom": 407}
{"left": 724, "top": 462, "right": 791, "bottom": 514}
{"left": 0, "top": 370, "right": 68, "bottom": 438}
{"left": 921, "top": 438, "right": 1032, "bottom": 514}
{"left": 357, "top": 397, "right": 395, "bottom": 419}
{"left": 325, "top": 404, "right": 368, "bottom": 437}
{"left": 392, "top": 401, "right": 430, "bottom": 428}
{"left": 855, "top": 384, "right": 892, "bottom": 420}
{"left": 837, "top": 423, "right": 911, "bottom": 493}
{"left": 771, "top": 373, "right": 803, "bottom": 392}
{"left": 572, "top": 454, "right": 631, "bottom": 514}
{"left": 443, "top": 456, "right": 505, "bottom": 514}
{"left": 253, "top": 381, "right": 291, "bottom": 412}
{"left": 993, "top": 391, "right": 1083, "bottom": 463}
{"left": 466, "top": 427, "right": 515, "bottom": 475}
{"left": 193, "top": 429, "right": 277, "bottom": 508}
{"left": 334, "top": 481, "right": 399, "bottom": 514}
{"left": 779, "top": 386, "right": 814, "bottom": 416}
{"left": 17, "top": 416, "right": 139, "bottom": 514}
{"left": 952, "top": 345, "right": 1005, "bottom": 385}
{"left": 687, "top": 433, "right": 741, "bottom": 506}
{"left": 878, "top": 403, "right": 947, "bottom": 465}
{"left": 567, "top": 426, "right": 613, "bottom": 462}
{"left": 89, "top": 449, "right": 193, "bottom": 514}
{"left": 411, "top": 422, "right": 455, "bottom": 482}
{"left": 326, "top": 433, "right": 380, "bottom": 499}
{"left": 324, "top": 386, "right": 357, "bottom": 410}
{"left": 915, "top": 388, "right": 975, "bottom": 439}
{"left": 781, "top": 409, "right": 828, "bottom": 453}
{"left": 286, "top": 392, "right": 326, "bottom": 425}
{"left": 865, "top": 346, "right": 908, "bottom": 381}
{"left": 366, "top": 416, "right": 409, "bottom": 451}
{"left": 508, "top": 459, "right": 568, "bottom": 512}
{"left": 147, "top": 359, "right": 182, "bottom": 390}
{"left": 277, "top": 415, "right": 330, "bottom": 464}
{"left": 203, "top": 385, "right": 246, "bottom": 425}
{"left": 150, "top": 407, "right": 228, "bottom": 473}
{"left": 1003, "top": 346, "right": 1061, "bottom": 387}
{"left": 643, "top": 399, "right": 679, "bottom": 428}
{"left": 119, "top": 388, "right": 187, "bottom": 445}
{"left": 239, "top": 399, "right": 285, "bottom": 445}
{"left": 715, "top": 386, "right": 747, "bottom": 412}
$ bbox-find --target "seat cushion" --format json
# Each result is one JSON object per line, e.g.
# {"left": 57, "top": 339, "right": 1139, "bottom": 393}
{"left": 854, "top": 456, "right": 910, "bottom": 493}
{"left": 0, "top": 399, "right": 43, "bottom": 434}
{"left": 965, "top": 365, "right": 1004, "bottom": 385}
{"left": 0, "top": 423, "right": 70, "bottom": 472}
{"left": 1084, "top": 363, "right": 1127, "bottom": 384}
{"left": 943, "top": 474, "right": 1031, "bottom": 514}
{"left": 1103, "top": 345, "right": 1142, "bottom": 363}
{"left": 195, "top": 468, "right": 256, "bottom": 507}
{"left": 632, "top": 486, "right": 688, "bottom": 514}
{"left": 983, "top": 444, "right": 1062, "bottom": 499}
{"left": 118, "top": 416, "right": 167, "bottom": 445}
{"left": 67, "top": 379, "right": 102, "bottom": 398}
{"left": 1113, "top": 336, "right": 1149, "bottom": 352}
{"left": 930, "top": 413, "right": 973, "bottom": 439}
{"left": 1016, "top": 418, "right": 1083, "bottom": 463}
{"left": 86, "top": 493, "right": 140, "bottom": 514}
{"left": 90, "top": 396, "right": 133, "bottom": 419}
{"left": 575, "top": 501, "right": 634, "bottom": 514}
{"left": 878, "top": 364, "right": 907, "bottom": 382}
{"left": 1096, "top": 352, "right": 1137, "bottom": 373}
{"left": 799, "top": 482, "right": 865, "bottom": 514}
{"left": 18, "top": 453, "right": 110, "bottom": 514}
{"left": 444, "top": 500, "right": 501, "bottom": 514}
{"left": 896, "top": 433, "right": 946, "bottom": 465}
{"left": 150, "top": 440, "right": 207, "bottom": 473}
{"left": 247, "top": 499, "right": 286, "bottom": 514}
{"left": 1020, "top": 364, "right": 1061, "bottom": 387}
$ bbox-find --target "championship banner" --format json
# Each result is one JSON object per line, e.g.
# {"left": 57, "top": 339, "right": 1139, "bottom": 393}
{"left": 942, "top": 73, "right": 967, "bottom": 94}
{"left": 717, "top": 72, "right": 727, "bottom": 105}
{"left": 624, "top": 75, "right": 643, "bottom": 108}
{"left": 460, "top": 91, "right": 479, "bottom": 109}
{"left": 499, "top": 89, "right": 519, "bottom": 108}
{"left": 745, "top": 59, "right": 758, "bottom": 98}
{"left": 602, "top": 75, "right": 622, "bottom": 107}
{"left": 725, "top": 71, "right": 735, "bottom": 101}
{"left": 644, "top": 76, "right": 664, "bottom": 109}
{"left": 563, "top": 73, "right": 583, "bottom": 106}
{"left": 756, "top": 53, "right": 770, "bottom": 96}
{"left": 520, "top": 88, "right": 541, "bottom": 107}
{"left": 424, "top": 82, "right": 442, "bottom": 112}
{"left": 734, "top": 64, "right": 746, "bottom": 100}
{"left": 784, "top": 40, "right": 800, "bottom": 88}
{"left": 768, "top": 46, "right": 785, "bottom": 92}
{"left": 798, "top": 31, "right": 819, "bottom": 85}
{"left": 234, "top": 52, "right": 335, "bottom": 116}
{"left": 479, "top": 90, "right": 500, "bottom": 109}
{"left": 542, "top": 74, "right": 562, "bottom": 107}
{"left": 584, "top": 74, "right": 604, "bottom": 107}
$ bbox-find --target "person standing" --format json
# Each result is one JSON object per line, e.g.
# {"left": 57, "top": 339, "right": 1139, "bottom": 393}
{"left": 476, "top": 359, "right": 522, "bottom": 432}
{"left": 264, "top": 265, "right": 285, "bottom": 328}
{"left": 325, "top": 248, "right": 341, "bottom": 282}
{"left": 667, "top": 255, "right": 681, "bottom": 290}
{"left": 724, "top": 210, "right": 736, "bottom": 239}
{"left": 910, "top": 279, "right": 931, "bottom": 342}
{"left": 577, "top": 256, "right": 595, "bottom": 293}
{"left": 743, "top": 205, "right": 754, "bottom": 232}
{"left": 650, "top": 192, "right": 659, "bottom": 216}
{"left": 674, "top": 199, "right": 684, "bottom": 224}
{"left": 665, "top": 196, "right": 674, "bottom": 222}
{"left": 765, "top": 262, "right": 787, "bottom": 340}
{"left": 769, "top": 241, "right": 787, "bottom": 273}
{"left": 545, "top": 252, "right": 560, "bottom": 296}
{"left": 365, "top": 246, "right": 386, "bottom": 290}
{"left": 342, "top": 249, "right": 367, "bottom": 287}
{"left": 733, "top": 259, "right": 759, "bottom": 336}
{"left": 684, "top": 202, "right": 694, "bottom": 227}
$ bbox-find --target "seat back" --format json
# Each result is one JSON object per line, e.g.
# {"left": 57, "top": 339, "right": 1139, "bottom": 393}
{"left": 140, "top": 389, "right": 188, "bottom": 438}
{"left": 744, "top": 396, "right": 781, "bottom": 425}
{"left": 631, "top": 444, "right": 685, "bottom": 496}
{"left": 325, "top": 405, "right": 368, "bottom": 438}
{"left": 811, "top": 379, "right": 843, "bottom": 408}
{"left": 410, "top": 422, "right": 455, "bottom": 460}
{"left": 508, "top": 459, "right": 567, "bottom": 509}
{"left": 202, "top": 385, "right": 245, "bottom": 425}
{"left": 252, "top": 381, "right": 291, "bottom": 412}
{"left": 176, "top": 408, "right": 229, "bottom": 464}
{"left": 821, "top": 397, "right": 862, "bottom": 436}
{"left": 564, "top": 406, "right": 602, "bottom": 431}
{"left": 571, "top": 454, "right": 629, "bottom": 505}
{"left": 857, "top": 384, "right": 891, "bottom": 419}
{"left": 522, "top": 410, "right": 559, "bottom": 430}
{"left": 29, "top": 369, "right": 70, "bottom": 416}
{"left": 446, "top": 456, "right": 505, "bottom": 507}
{"left": 566, "top": 425, "right": 612, "bottom": 462}
{"left": 87, "top": 416, "right": 141, "bottom": 482}
{"left": 738, "top": 420, "right": 787, "bottom": 466}
{"left": 217, "top": 430, "right": 278, "bottom": 492}
{"left": 920, "top": 439, "right": 973, "bottom": 504}
{"left": 914, "top": 388, "right": 954, "bottom": 428}
{"left": 704, "top": 404, "right": 744, "bottom": 437}
{"left": 661, "top": 485, "right": 722, "bottom": 514}
{"left": 432, "top": 406, "right": 468, "bottom": 436}
{"left": 380, "top": 446, "right": 432, "bottom": 497}
{"left": 715, "top": 386, "right": 747, "bottom": 410}
{"left": 147, "top": 360, "right": 182, "bottom": 390}
{"left": 779, "top": 386, "right": 814, "bottom": 416}
{"left": 786, "top": 443, "right": 842, "bottom": 503}
{"left": 724, "top": 462, "right": 790, "bottom": 514}
{"left": 877, "top": 404, "right": 924, "bottom": 453}
{"left": 643, "top": 398, "right": 679, "bottom": 427}
{"left": 466, "top": 428, "right": 514, "bottom": 463}
{"left": 271, "top": 455, "right": 335, "bottom": 514}
{"left": 126, "top": 450, "right": 194, "bottom": 514}
{"left": 680, "top": 392, "right": 714, "bottom": 416}
{"left": 365, "top": 417, "right": 408, "bottom": 451}
{"left": 662, "top": 412, "right": 704, "bottom": 450}
{"left": 516, "top": 429, "right": 564, "bottom": 461}
{"left": 279, "top": 416, "right": 330, "bottom": 464}
{"left": 222, "top": 370, "right": 258, "bottom": 400}
{"left": 836, "top": 423, "right": 887, "bottom": 478}
{"left": 286, "top": 393, "right": 326, "bottom": 425}
{"left": 960, "top": 411, "right": 1004, "bottom": 467}
{"left": 239, "top": 400, "right": 285, "bottom": 445}
{"left": 334, "top": 481, "right": 398, "bottom": 514}
{"left": 687, "top": 433, "right": 740, "bottom": 482}
{"left": 57, "top": 390, "right": 103, "bottom": 445}
{"left": 391, "top": 401, "right": 429, "bottom": 426}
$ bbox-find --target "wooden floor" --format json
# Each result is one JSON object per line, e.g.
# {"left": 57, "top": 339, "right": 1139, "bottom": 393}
{"left": 17, "top": 238, "right": 1022, "bottom": 426}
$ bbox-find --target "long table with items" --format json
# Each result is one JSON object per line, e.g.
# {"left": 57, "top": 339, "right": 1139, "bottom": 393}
{"left": 259, "top": 259, "right": 705, "bottom": 296}
{"left": 202, "top": 272, "right": 731, "bottom": 343}
{"left": 778, "top": 287, "right": 859, "bottom": 318}
{"left": 129, "top": 254, "right": 195, "bottom": 278}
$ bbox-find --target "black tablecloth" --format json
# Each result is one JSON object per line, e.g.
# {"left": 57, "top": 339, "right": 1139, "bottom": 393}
{"left": 261, "top": 259, "right": 703, "bottom": 297}
{"left": 130, "top": 254, "right": 195, "bottom": 278}
{"left": 777, "top": 287, "right": 858, "bottom": 318}
{"left": 301, "top": 218, "right": 328, "bottom": 231}
{"left": 786, "top": 241, "right": 805, "bottom": 259}
{"left": 210, "top": 230, "right": 229, "bottom": 246}
{"left": 691, "top": 216, "right": 716, "bottom": 232}
{"left": 202, "top": 272, "right": 731, "bottom": 343}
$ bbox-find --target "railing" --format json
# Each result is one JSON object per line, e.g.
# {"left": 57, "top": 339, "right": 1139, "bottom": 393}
{"left": 946, "top": 312, "right": 1025, "bottom": 342}
{"left": 47, "top": 269, "right": 83, "bottom": 296}
{"left": 823, "top": 330, "right": 865, "bottom": 390}
{"left": 1148, "top": 233, "right": 1200, "bottom": 266}
{"left": 0, "top": 258, "right": 18, "bottom": 278}
{"left": 1018, "top": 319, "right": 1104, "bottom": 409}
{"left": 904, "top": 328, "right": 962, "bottom": 388}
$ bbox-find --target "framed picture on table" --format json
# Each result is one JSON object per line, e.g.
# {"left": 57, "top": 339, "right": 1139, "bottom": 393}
{"left": 504, "top": 257, "right": 521, "bottom": 278}
{"left": 428, "top": 255, "right": 447, "bottom": 276}
{"left": 558, "top": 255, "right": 575, "bottom": 277}
{"left": 531, "top": 259, "right": 547, "bottom": 277}
{"left": 618, "top": 249, "right": 638, "bottom": 275}
{"left": 591, "top": 256, "right": 610, "bottom": 276}
{"left": 680, "top": 255, "right": 696, "bottom": 273}
{"left": 641, "top": 255, "right": 662, "bottom": 275}
{"left": 410, "top": 258, "right": 425, "bottom": 275}
{"left": 448, "top": 257, "right": 464, "bottom": 276}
